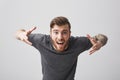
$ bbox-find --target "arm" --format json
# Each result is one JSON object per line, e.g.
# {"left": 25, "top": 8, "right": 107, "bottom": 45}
{"left": 15, "top": 27, "right": 36, "bottom": 45}
{"left": 87, "top": 34, "right": 108, "bottom": 55}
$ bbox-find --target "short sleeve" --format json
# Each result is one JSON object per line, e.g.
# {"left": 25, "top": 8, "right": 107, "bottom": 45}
{"left": 69, "top": 36, "right": 92, "bottom": 53}
{"left": 28, "top": 33, "right": 45, "bottom": 49}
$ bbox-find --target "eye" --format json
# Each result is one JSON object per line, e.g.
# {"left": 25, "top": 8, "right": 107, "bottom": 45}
{"left": 62, "top": 31, "right": 68, "bottom": 35}
{"left": 54, "top": 31, "right": 58, "bottom": 35}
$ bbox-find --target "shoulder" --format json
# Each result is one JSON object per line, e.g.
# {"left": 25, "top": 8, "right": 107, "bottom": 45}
{"left": 28, "top": 33, "right": 50, "bottom": 43}
{"left": 69, "top": 36, "right": 92, "bottom": 50}
{"left": 70, "top": 36, "right": 90, "bottom": 43}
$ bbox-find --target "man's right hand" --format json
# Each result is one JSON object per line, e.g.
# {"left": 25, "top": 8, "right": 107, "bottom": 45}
{"left": 15, "top": 27, "right": 36, "bottom": 45}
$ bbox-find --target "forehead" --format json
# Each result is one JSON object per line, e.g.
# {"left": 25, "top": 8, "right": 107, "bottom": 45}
{"left": 51, "top": 24, "right": 70, "bottom": 31}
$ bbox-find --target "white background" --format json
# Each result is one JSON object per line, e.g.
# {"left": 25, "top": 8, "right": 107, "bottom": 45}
{"left": 0, "top": 0, "right": 120, "bottom": 80}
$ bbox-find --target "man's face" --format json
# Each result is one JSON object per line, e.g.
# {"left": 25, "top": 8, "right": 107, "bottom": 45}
{"left": 50, "top": 24, "right": 71, "bottom": 52}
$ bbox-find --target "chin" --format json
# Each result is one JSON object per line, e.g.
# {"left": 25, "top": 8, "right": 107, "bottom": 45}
{"left": 56, "top": 48, "right": 65, "bottom": 52}
{"left": 57, "top": 50, "right": 64, "bottom": 52}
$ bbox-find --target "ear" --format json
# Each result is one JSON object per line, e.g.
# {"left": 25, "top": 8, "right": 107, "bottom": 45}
{"left": 50, "top": 29, "right": 52, "bottom": 37}
{"left": 69, "top": 30, "right": 71, "bottom": 36}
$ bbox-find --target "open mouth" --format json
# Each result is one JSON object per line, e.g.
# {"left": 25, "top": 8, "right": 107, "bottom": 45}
{"left": 56, "top": 42, "right": 64, "bottom": 45}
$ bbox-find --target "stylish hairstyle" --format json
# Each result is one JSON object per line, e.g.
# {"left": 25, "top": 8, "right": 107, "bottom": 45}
{"left": 50, "top": 16, "right": 71, "bottom": 30}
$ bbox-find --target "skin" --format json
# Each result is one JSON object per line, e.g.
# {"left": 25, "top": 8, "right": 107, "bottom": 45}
{"left": 15, "top": 26, "right": 103, "bottom": 55}
{"left": 50, "top": 24, "right": 71, "bottom": 52}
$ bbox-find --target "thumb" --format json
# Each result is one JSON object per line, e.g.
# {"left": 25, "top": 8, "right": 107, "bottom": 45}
{"left": 86, "top": 34, "right": 97, "bottom": 44}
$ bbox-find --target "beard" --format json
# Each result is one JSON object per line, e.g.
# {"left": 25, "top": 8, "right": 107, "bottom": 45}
{"left": 51, "top": 39, "right": 69, "bottom": 52}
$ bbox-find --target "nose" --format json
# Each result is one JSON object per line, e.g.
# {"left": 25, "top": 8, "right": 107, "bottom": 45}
{"left": 58, "top": 33, "right": 63, "bottom": 40}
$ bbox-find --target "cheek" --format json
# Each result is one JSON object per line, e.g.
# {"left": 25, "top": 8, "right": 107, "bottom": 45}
{"left": 50, "top": 32, "right": 56, "bottom": 38}
{"left": 50, "top": 35, "right": 56, "bottom": 42}
{"left": 65, "top": 34, "right": 70, "bottom": 39}
{"left": 64, "top": 35, "right": 70, "bottom": 41}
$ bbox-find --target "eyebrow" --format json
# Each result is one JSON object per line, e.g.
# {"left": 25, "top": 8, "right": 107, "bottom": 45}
{"left": 53, "top": 30, "right": 58, "bottom": 31}
{"left": 53, "top": 29, "right": 68, "bottom": 32}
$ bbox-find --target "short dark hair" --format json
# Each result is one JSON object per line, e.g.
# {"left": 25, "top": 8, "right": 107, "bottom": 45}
{"left": 50, "top": 16, "right": 71, "bottom": 29}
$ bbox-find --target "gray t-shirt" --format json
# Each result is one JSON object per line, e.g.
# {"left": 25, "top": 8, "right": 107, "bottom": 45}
{"left": 28, "top": 34, "right": 92, "bottom": 80}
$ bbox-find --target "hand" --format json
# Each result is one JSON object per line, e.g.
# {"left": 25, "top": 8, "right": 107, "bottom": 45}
{"left": 17, "top": 27, "right": 36, "bottom": 45}
{"left": 87, "top": 34, "right": 103, "bottom": 55}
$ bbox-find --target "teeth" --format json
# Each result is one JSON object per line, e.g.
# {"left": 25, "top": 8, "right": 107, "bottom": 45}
{"left": 57, "top": 42, "right": 64, "bottom": 44}
{"left": 58, "top": 42, "right": 63, "bottom": 43}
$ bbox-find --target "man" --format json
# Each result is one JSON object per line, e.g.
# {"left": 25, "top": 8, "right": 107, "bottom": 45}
{"left": 15, "top": 16, "right": 108, "bottom": 80}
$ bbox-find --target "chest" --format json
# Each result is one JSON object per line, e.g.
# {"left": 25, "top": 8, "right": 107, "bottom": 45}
{"left": 40, "top": 47, "right": 78, "bottom": 69}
